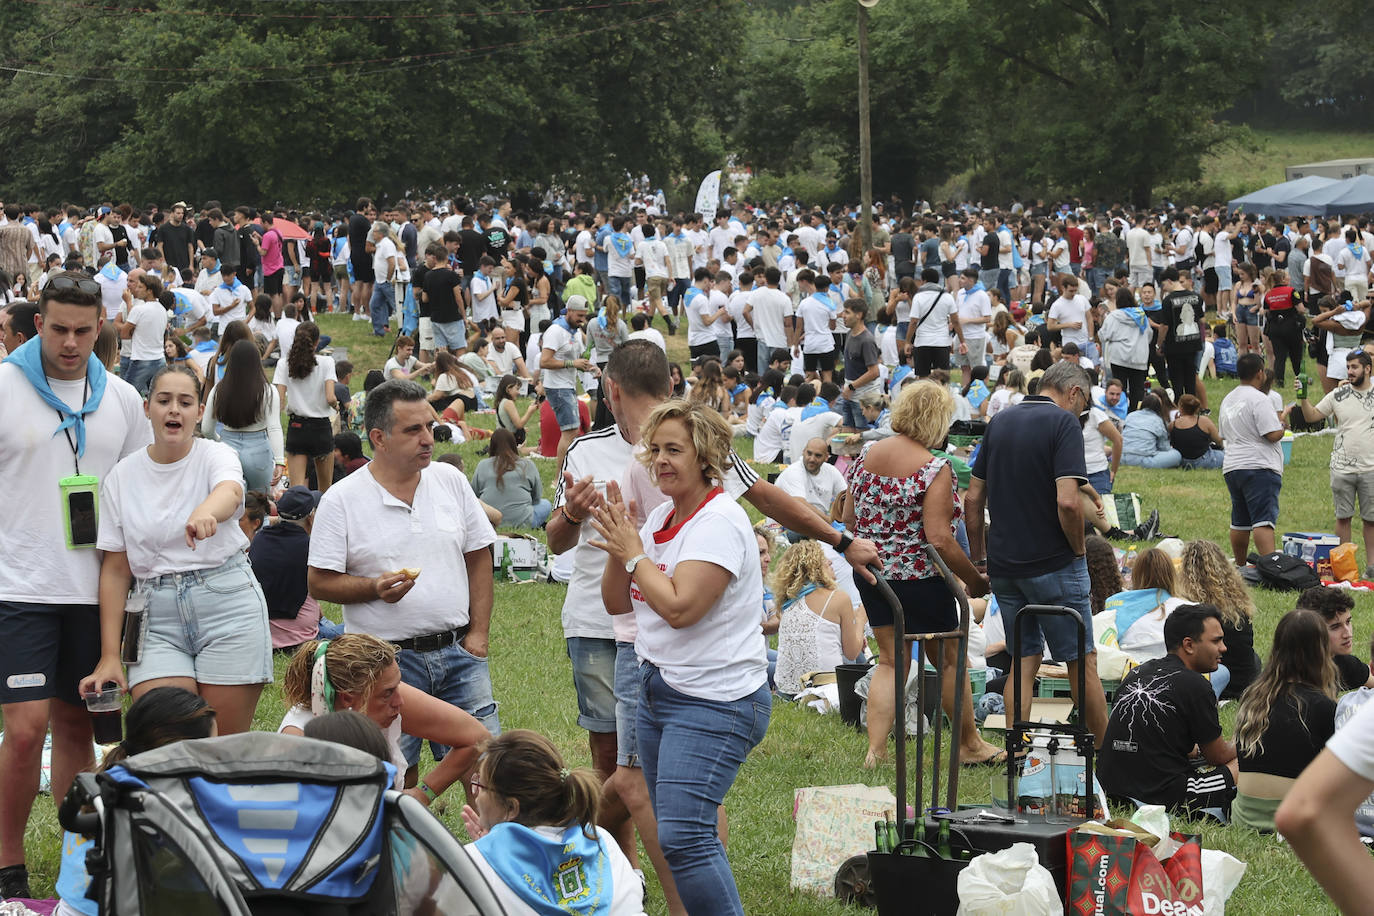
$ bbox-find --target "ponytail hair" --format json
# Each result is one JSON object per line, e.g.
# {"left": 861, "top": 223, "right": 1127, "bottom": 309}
{"left": 476, "top": 729, "right": 601, "bottom": 839}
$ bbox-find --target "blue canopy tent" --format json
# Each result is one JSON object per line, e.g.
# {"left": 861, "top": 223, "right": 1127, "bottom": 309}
{"left": 1287, "top": 174, "right": 1374, "bottom": 217}
{"left": 1228, "top": 175, "right": 1335, "bottom": 217}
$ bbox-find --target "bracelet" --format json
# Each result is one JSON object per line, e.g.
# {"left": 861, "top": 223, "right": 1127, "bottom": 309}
{"left": 560, "top": 505, "right": 584, "bottom": 526}
{"left": 418, "top": 781, "right": 438, "bottom": 802}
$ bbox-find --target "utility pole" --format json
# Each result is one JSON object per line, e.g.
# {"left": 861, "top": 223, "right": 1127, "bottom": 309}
{"left": 858, "top": 0, "right": 876, "bottom": 253}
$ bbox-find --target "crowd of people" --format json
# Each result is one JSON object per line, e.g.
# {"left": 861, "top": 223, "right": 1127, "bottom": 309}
{"left": 2, "top": 192, "right": 1374, "bottom": 912}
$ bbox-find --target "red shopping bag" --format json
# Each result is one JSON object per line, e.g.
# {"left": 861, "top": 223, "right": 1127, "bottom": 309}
{"left": 1066, "top": 829, "right": 1203, "bottom": 916}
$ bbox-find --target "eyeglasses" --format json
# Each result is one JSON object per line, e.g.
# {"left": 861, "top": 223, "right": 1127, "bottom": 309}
{"left": 45, "top": 276, "right": 101, "bottom": 295}
{"left": 470, "top": 777, "right": 486, "bottom": 795}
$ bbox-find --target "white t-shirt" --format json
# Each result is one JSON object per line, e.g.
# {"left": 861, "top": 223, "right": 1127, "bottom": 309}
{"left": 1125, "top": 226, "right": 1152, "bottom": 268}
{"left": 0, "top": 367, "right": 150, "bottom": 604}
{"left": 709, "top": 288, "right": 733, "bottom": 343}
{"left": 273, "top": 353, "right": 337, "bottom": 418}
{"left": 97, "top": 439, "right": 247, "bottom": 579}
{"left": 1049, "top": 237, "right": 1070, "bottom": 272}
{"left": 775, "top": 460, "right": 847, "bottom": 516}
{"left": 1219, "top": 384, "right": 1284, "bottom": 475}
{"left": 309, "top": 462, "right": 496, "bottom": 639}
{"left": 633, "top": 491, "right": 768, "bottom": 701}
{"left": 728, "top": 289, "right": 756, "bottom": 340}
{"left": 797, "top": 296, "right": 835, "bottom": 354}
{"left": 1336, "top": 244, "right": 1370, "bottom": 282}
{"left": 275, "top": 317, "right": 300, "bottom": 357}
{"left": 748, "top": 287, "right": 794, "bottom": 349}
{"left": 170, "top": 288, "right": 210, "bottom": 330}
{"left": 880, "top": 325, "right": 898, "bottom": 367}
{"left": 469, "top": 272, "right": 498, "bottom": 322}
{"left": 789, "top": 410, "right": 842, "bottom": 465}
{"left": 1315, "top": 384, "right": 1374, "bottom": 473}
{"left": 683, "top": 287, "right": 717, "bottom": 347}
{"left": 540, "top": 321, "right": 582, "bottom": 391}
{"left": 279, "top": 706, "right": 407, "bottom": 790}
{"left": 126, "top": 300, "right": 168, "bottom": 361}
{"left": 627, "top": 327, "right": 666, "bottom": 351}
{"left": 487, "top": 344, "right": 520, "bottom": 377}
{"left": 554, "top": 427, "right": 632, "bottom": 640}
{"left": 95, "top": 269, "right": 127, "bottom": 320}
{"left": 1082, "top": 406, "right": 1111, "bottom": 474}
{"left": 372, "top": 236, "right": 398, "bottom": 281}
{"left": 755, "top": 407, "right": 787, "bottom": 461}
{"left": 1048, "top": 293, "right": 1091, "bottom": 346}
{"left": 909, "top": 288, "right": 957, "bottom": 348}
{"left": 209, "top": 282, "right": 250, "bottom": 330}
{"left": 574, "top": 229, "right": 595, "bottom": 265}
{"left": 956, "top": 287, "right": 992, "bottom": 341}
{"left": 637, "top": 238, "right": 669, "bottom": 279}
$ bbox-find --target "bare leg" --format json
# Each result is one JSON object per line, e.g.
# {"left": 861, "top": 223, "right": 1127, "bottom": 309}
{"left": 1005, "top": 654, "right": 1042, "bottom": 723}
{"left": 0, "top": 701, "right": 50, "bottom": 867}
{"left": 864, "top": 626, "right": 911, "bottom": 768}
{"left": 1229, "top": 528, "right": 1251, "bottom": 567}
{"left": 612, "top": 766, "right": 688, "bottom": 916}
{"left": 48, "top": 698, "right": 96, "bottom": 808}
{"left": 197, "top": 683, "right": 265, "bottom": 735}
{"left": 1065, "top": 653, "right": 1109, "bottom": 747}
{"left": 924, "top": 639, "right": 1001, "bottom": 762}
{"left": 1252, "top": 525, "right": 1276, "bottom": 557}
{"left": 314, "top": 453, "right": 335, "bottom": 493}
{"left": 1337, "top": 516, "right": 1354, "bottom": 547}
{"left": 555, "top": 429, "right": 577, "bottom": 477}
{"left": 287, "top": 454, "right": 307, "bottom": 489}
{"left": 590, "top": 732, "right": 634, "bottom": 865}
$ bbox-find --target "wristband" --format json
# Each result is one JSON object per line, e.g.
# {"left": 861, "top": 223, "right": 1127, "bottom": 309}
{"left": 419, "top": 781, "right": 438, "bottom": 802}
{"left": 560, "top": 505, "right": 584, "bottom": 526}
{"left": 835, "top": 531, "right": 854, "bottom": 554}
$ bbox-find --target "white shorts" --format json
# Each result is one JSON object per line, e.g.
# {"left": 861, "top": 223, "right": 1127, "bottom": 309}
{"left": 1330, "top": 348, "right": 1353, "bottom": 380}
{"left": 417, "top": 317, "right": 435, "bottom": 352}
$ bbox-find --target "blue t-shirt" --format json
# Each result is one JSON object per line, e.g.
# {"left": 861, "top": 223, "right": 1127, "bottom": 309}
{"left": 970, "top": 395, "right": 1087, "bottom": 578}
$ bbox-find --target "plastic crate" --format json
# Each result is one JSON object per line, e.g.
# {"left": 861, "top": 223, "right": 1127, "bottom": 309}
{"left": 922, "top": 663, "right": 987, "bottom": 701}
{"left": 1037, "top": 676, "right": 1120, "bottom": 701}
{"left": 947, "top": 434, "right": 981, "bottom": 448}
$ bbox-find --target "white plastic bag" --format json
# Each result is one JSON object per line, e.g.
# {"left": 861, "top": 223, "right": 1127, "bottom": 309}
{"left": 956, "top": 842, "right": 1061, "bottom": 915}
{"left": 1199, "top": 849, "right": 1247, "bottom": 916}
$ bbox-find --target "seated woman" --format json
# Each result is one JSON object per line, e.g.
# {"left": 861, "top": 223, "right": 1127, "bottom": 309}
{"left": 1169, "top": 394, "right": 1224, "bottom": 470}
{"left": 56, "top": 688, "right": 217, "bottom": 916}
{"left": 494, "top": 373, "right": 539, "bottom": 447}
{"left": 1121, "top": 394, "right": 1182, "bottom": 468}
{"left": 767, "top": 540, "right": 867, "bottom": 699}
{"left": 384, "top": 335, "right": 433, "bottom": 382}
{"left": 429, "top": 351, "right": 479, "bottom": 416}
{"left": 279, "top": 635, "right": 490, "bottom": 804}
{"left": 1233, "top": 609, "right": 1338, "bottom": 832}
{"left": 460, "top": 730, "right": 646, "bottom": 916}
{"left": 471, "top": 429, "right": 552, "bottom": 529}
{"left": 1179, "top": 539, "right": 1262, "bottom": 700}
{"left": 1102, "top": 548, "right": 1190, "bottom": 664}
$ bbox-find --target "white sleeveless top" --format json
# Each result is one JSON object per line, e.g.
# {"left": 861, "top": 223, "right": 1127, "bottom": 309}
{"left": 774, "top": 589, "right": 846, "bottom": 697}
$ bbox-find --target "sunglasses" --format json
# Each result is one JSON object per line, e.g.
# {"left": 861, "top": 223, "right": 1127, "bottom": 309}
{"left": 46, "top": 276, "right": 101, "bottom": 295}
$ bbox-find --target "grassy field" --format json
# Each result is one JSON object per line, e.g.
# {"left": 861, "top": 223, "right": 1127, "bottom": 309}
{"left": 1199, "top": 126, "right": 1374, "bottom": 201}
{"left": 13, "top": 310, "right": 1368, "bottom": 914}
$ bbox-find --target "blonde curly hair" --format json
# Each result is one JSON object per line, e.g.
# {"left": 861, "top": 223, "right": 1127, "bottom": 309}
{"left": 889, "top": 380, "right": 954, "bottom": 447}
{"left": 768, "top": 539, "right": 838, "bottom": 606}
{"left": 282, "top": 634, "right": 399, "bottom": 711}
{"left": 1177, "top": 539, "right": 1254, "bottom": 628}
{"left": 638, "top": 398, "right": 735, "bottom": 486}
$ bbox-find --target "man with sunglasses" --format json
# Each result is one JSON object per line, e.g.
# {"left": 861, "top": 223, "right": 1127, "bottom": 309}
{"left": 965, "top": 358, "right": 1110, "bottom": 746}
{"left": 0, "top": 272, "right": 150, "bottom": 900}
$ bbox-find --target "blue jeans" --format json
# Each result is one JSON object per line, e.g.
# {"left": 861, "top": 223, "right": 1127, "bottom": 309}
{"left": 370, "top": 281, "right": 395, "bottom": 335}
{"left": 997, "top": 267, "right": 1012, "bottom": 304}
{"left": 1181, "top": 449, "right": 1225, "bottom": 470}
{"left": 979, "top": 268, "right": 1000, "bottom": 293}
{"left": 991, "top": 556, "right": 1093, "bottom": 662}
{"left": 1123, "top": 449, "right": 1183, "bottom": 469}
{"left": 608, "top": 275, "right": 633, "bottom": 306}
{"left": 638, "top": 663, "right": 770, "bottom": 916}
{"left": 757, "top": 340, "right": 773, "bottom": 374}
{"left": 217, "top": 426, "right": 274, "bottom": 492}
{"left": 1086, "top": 469, "right": 1113, "bottom": 496}
{"left": 124, "top": 358, "right": 161, "bottom": 396}
{"left": 1210, "top": 664, "right": 1231, "bottom": 699}
{"left": 531, "top": 498, "right": 552, "bottom": 527}
{"left": 840, "top": 394, "right": 865, "bottom": 428}
{"left": 567, "top": 636, "right": 617, "bottom": 733}
{"left": 395, "top": 639, "right": 500, "bottom": 765}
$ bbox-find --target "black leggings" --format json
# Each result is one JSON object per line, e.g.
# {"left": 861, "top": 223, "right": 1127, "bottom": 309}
{"left": 1113, "top": 366, "right": 1148, "bottom": 412}
{"left": 1265, "top": 322, "right": 1304, "bottom": 383}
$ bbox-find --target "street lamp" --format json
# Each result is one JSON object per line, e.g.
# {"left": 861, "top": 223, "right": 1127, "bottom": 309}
{"left": 857, "top": 0, "right": 878, "bottom": 253}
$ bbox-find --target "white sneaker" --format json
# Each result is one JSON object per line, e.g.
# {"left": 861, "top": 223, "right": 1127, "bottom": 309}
{"left": 351, "top": 312, "right": 366, "bottom": 322}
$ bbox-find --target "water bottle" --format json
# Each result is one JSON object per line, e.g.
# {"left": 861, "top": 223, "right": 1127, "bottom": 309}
{"left": 1301, "top": 540, "right": 1317, "bottom": 570}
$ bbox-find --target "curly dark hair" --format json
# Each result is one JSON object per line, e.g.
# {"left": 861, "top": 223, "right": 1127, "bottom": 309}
{"left": 287, "top": 321, "right": 321, "bottom": 380}
{"left": 1084, "top": 535, "right": 1123, "bottom": 615}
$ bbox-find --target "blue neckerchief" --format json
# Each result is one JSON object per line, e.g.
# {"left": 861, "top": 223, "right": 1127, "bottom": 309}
{"left": 553, "top": 315, "right": 573, "bottom": 333}
{"left": 684, "top": 285, "right": 705, "bottom": 309}
{"left": 1096, "top": 395, "right": 1128, "bottom": 421}
{"left": 730, "top": 382, "right": 748, "bottom": 397}
{"left": 746, "top": 242, "right": 762, "bottom": 258}
{"left": 2, "top": 338, "right": 108, "bottom": 460}
{"left": 781, "top": 581, "right": 821, "bottom": 611}
{"left": 21, "top": 216, "right": 35, "bottom": 227}
{"left": 1140, "top": 298, "right": 1162, "bottom": 313}
{"left": 800, "top": 397, "right": 830, "bottom": 420}
{"left": 755, "top": 389, "right": 775, "bottom": 405}
{"left": 810, "top": 291, "right": 836, "bottom": 313}
{"left": 965, "top": 281, "right": 985, "bottom": 296}
{"left": 219, "top": 276, "right": 242, "bottom": 293}
{"left": 1107, "top": 589, "right": 1173, "bottom": 645}
{"left": 192, "top": 340, "right": 217, "bottom": 354}
{"left": 867, "top": 407, "right": 890, "bottom": 431}
{"left": 1122, "top": 306, "right": 1147, "bottom": 332}
{"left": 889, "top": 365, "right": 913, "bottom": 391}
{"left": 473, "top": 822, "right": 613, "bottom": 915}
{"left": 57, "top": 219, "right": 71, "bottom": 239}
{"left": 779, "top": 245, "right": 793, "bottom": 259}
{"left": 597, "top": 309, "right": 608, "bottom": 330}
{"left": 1351, "top": 243, "right": 1366, "bottom": 261}
{"left": 610, "top": 232, "right": 634, "bottom": 258}
{"left": 98, "top": 262, "right": 124, "bottom": 282}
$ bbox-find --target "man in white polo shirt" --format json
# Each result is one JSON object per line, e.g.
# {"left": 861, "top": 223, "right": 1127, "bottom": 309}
{"left": 309, "top": 379, "right": 499, "bottom": 780}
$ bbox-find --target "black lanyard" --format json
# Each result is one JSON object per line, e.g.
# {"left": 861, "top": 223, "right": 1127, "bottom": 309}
{"left": 58, "top": 373, "right": 91, "bottom": 476}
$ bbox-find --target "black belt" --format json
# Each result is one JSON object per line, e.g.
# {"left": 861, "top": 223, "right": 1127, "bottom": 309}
{"left": 393, "top": 625, "right": 469, "bottom": 653}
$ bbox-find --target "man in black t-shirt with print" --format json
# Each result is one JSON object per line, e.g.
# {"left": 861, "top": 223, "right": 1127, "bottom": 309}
{"left": 1099, "top": 604, "right": 1238, "bottom": 818}
{"left": 1159, "top": 266, "right": 1204, "bottom": 403}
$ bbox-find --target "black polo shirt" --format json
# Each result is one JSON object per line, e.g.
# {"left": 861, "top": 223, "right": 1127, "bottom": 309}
{"left": 970, "top": 395, "right": 1087, "bottom": 578}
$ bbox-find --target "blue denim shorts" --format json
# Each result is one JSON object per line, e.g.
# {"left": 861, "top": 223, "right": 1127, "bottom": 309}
{"left": 1086, "top": 469, "right": 1113, "bottom": 496}
{"left": 567, "top": 636, "right": 617, "bottom": 733}
{"left": 545, "top": 386, "right": 580, "bottom": 430}
{"left": 131, "top": 553, "right": 272, "bottom": 688}
{"left": 1224, "top": 468, "right": 1281, "bottom": 531}
{"left": 991, "top": 556, "right": 1094, "bottom": 662}
{"left": 1215, "top": 264, "right": 1233, "bottom": 292}
{"left": 395, "top": 638, "right": 499, "bottom": 766}
{"left": 433, "top": 319, "right": 466, "bottom": 351}
{"left": 615, "top": 641, "right": 641, "bottom": 767}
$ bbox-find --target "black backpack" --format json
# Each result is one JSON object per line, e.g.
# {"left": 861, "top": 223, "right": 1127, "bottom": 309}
{"left": 1249, "top": 552, "right": 1320, "bottom": 591}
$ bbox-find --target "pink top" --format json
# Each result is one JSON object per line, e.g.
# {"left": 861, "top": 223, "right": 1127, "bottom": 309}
{"left": 261, "top": 227, "right": 284, "bottom": 274}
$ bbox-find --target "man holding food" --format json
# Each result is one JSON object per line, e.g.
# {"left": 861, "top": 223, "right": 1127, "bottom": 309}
{"left": 308, "top": 379, "right": 500, "bottom": 778}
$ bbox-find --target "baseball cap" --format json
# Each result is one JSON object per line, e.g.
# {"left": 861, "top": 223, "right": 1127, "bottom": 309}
{"left": 200, "top": 247, "right": 218, "bottom": 260}
{"left": 97, "top": 206, "right": 111, "bottom": 216}
{"left": 565, "top": 294, "right": 590, "bottom": 311}
{"left": 172, "top": 201, "right": 190, "bottom": 210}
{"left": 276, "top": 486, "right": 320, "bottom": 521}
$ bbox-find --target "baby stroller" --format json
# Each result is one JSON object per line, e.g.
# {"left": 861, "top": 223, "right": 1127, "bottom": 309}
{"left": 58, "top": 731, "right": 507, "bottom": 915}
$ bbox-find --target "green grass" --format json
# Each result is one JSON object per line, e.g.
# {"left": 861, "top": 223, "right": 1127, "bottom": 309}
{"left": 13, "top": 312, "right": 1368, "bottom": 914}
{"left": 1199, "top": 126, "right": 1374, "bottom": 201}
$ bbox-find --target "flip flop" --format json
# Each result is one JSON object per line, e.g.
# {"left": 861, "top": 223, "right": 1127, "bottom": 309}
{"left": 961, "top": 749, "right": 1008, "bottom": 769}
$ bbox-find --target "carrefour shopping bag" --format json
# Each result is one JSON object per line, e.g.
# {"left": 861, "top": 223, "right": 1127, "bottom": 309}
{"left": 1067, "top": 829, "right": 1203, "bottom": 916}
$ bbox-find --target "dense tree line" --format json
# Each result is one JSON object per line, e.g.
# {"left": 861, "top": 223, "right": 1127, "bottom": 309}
{"left": 0, "top": 0, "right": 1363, "bottom": 206}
